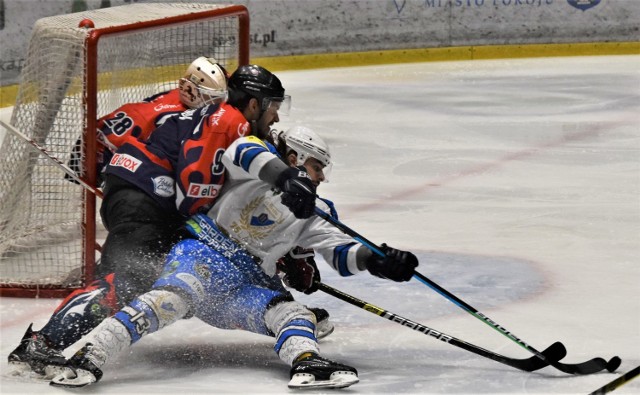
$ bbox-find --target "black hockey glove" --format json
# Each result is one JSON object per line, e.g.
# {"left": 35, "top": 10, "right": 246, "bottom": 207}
{"left": 277, "top": 247, "right": 320, "bottom": 294}
{"left": 275, "top": 166, "right": 317, "bottom": 219}
{"left": 366, "top": 244, "right": 418, "bottom": 282}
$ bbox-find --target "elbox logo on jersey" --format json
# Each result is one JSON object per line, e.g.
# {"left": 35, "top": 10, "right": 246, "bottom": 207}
{"left": 187, "top": 183, "right": 221, "bottom": 198}
{"left": 109, "top": 153, "right": 141, "bottom": 172}
{"left": 567, "top": 0, "right": 600, "bottom": 11}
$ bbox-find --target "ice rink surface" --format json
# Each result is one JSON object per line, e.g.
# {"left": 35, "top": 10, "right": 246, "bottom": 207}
{"left": 1, "top": 55, "right": 639, "bottom": 394}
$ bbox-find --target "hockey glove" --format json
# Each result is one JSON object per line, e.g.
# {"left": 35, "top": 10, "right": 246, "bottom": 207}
{"left": 365, "top": 244, "right": 418, "bottom": 282}
{"left": 277, "top": 247, "right": 320, "bottom": 294}
{"left": 275, "top": 166, "right": 317, "bottom": 219}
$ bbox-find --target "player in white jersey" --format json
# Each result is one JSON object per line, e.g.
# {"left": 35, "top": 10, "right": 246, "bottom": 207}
{"left": 50, "top": 127, "right": 419, "bottom": 390}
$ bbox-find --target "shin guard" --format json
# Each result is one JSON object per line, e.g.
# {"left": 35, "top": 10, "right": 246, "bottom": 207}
{"left": 265, "top": 301, "right": 319, "bottom": 366}
{"left": 84, "top": 289, "right": 190, "bottom": 370}
{"left": 113, "top": 289, "right": 190, "bottom": 343}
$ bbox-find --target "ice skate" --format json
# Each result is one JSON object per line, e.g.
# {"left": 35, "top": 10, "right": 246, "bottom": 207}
{"left": 289, "top": 352, "right": 358, "bottom": 389}
{"left": 308, "top": 307, "right": 335, "bottom": 340}
{"left": 50, "top": 343, "right": 103, "bottom": 388}
{"left": 7, "top": 323, "right": 66, "bottom": 378}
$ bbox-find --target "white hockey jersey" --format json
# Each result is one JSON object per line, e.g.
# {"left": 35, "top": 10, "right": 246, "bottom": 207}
{"left": 207, "top": 136, "right": 363, "bottom": 277}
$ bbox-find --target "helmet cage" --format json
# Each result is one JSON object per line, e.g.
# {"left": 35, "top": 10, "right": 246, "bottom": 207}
{"left": 195, "top": 82, "right": 227, "bottom": 105}
{"left": 179, "top": 77, "right": 226, "bottom": 108}
{"left": 179, "top": 57, "right": 228, "bottom": 109}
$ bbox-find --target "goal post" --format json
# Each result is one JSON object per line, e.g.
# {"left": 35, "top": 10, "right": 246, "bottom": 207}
{"left": 0, "top": 3, "right": 250, "bottom": 298}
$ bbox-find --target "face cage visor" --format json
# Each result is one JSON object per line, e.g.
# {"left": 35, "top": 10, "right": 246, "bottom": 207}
{"left": 197, "top": 85, "right": 228, "bottom": 106}
{"left": 262, "top": 95, "right": 291, "bottom": 116}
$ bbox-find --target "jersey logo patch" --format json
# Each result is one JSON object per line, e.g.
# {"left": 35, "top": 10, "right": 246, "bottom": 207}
{"left": 250, "top": 213, "right": 275, "bottom": 226}
{"left": 152, "top": 175, "right": 175, "bottom": 197}
{"left": 230, "top": 196, "right": 285, "bottom": 242}
{"left": 237, "top": 122, "right": 250, "bottom": 137}
{"left": 187, "top": 183, "right": 220, "bottom": 198}
{"left": 110, "top": 153, "right": 142, "bottom": 172}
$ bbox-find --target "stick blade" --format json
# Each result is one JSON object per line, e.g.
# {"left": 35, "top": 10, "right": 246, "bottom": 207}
{"left": 518, "top": 341, "right": 567, "bottom": 372}
{"left": 552, "top": 357, "right": 608, "bottom": 375}
{"left": 606, "top": 356, "right": 622, "bottom": 373}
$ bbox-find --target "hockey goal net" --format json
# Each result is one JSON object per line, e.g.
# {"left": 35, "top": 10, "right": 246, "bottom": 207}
{"left": 0, "top": 3, "right": 249, "bottom": 298}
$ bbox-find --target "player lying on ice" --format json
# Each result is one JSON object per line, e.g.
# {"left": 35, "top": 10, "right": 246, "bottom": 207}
{"left": 49, "top": 127, "right": 419, "bottom": 390}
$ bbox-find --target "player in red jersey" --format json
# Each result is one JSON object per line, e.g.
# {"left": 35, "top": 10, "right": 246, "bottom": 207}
{"left": 97, "top": 63, "right": 288, "bottom": 311}
{"left": 7, "top": 63, "right": 289, "bottom": 377}
{"left": 67, "top": 56, "right": 228, "bottom": 185}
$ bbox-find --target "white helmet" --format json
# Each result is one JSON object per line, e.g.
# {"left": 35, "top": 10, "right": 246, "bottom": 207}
{"left": 178, "top": 57, "right": 228, "bottom": 109}
{"left": 284, "top": 126, "right": 332, "bottom": 180}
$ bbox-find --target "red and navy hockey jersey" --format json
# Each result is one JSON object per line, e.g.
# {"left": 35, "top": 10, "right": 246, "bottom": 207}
{"left": 105, "top": 102, "right": 251, "bottom": 216}
{"left": 96, "top": 89, "right": 187, "bottom": 173}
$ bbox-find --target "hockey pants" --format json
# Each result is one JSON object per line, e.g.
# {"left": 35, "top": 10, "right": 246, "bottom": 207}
{"left": 87, "top": 238, "right": 320, "bottom": 370}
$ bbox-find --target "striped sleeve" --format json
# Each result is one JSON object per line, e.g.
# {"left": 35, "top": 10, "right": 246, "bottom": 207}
{"left": 329, "top": 242, "right": 360, "bottom": 277}
{"left": 226, "top": 136, "right": 277, "bottom": 179}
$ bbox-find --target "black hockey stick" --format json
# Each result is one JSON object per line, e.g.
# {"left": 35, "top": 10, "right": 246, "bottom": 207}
{"left": 410, "top": 270, "right": 619, "bottom": 375}
{"left": 317, "top": 281, "right": 565, "bottom": 372}
{"left": 589, "top": 366, "right": 640, "bottom": 395}
{"left": 313, "top": 207, "right": 620, "bottom": 375}
{"left": 588, "top": 365, "right": 640, "bottom": 395}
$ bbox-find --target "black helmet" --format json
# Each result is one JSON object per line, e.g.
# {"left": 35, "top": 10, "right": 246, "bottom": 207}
{"left": 228, "top": 65, "right": 287, "bottom": 111}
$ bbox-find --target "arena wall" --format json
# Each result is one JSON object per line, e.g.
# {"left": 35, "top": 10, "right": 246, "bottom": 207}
{"left": 0, "top": 0, "right": 638, "bottom": 105}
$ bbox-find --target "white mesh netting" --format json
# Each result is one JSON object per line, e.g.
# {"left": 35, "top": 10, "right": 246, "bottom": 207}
{"left": 0, "top": 3, "right": 244, "bottom": 292}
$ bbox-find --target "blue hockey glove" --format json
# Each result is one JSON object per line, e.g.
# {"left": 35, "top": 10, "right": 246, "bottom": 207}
{"left": 275, "top": 166, "right": 317, "bottom": 219}
{"left": 366, "top": 244, "right": 418, "bottom": 282}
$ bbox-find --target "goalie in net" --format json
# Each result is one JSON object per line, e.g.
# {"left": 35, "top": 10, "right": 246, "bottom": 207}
{"left": 68, "top": 56, "right": 229, "bottom": 185}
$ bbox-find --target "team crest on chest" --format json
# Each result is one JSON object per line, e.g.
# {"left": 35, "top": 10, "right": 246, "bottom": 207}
{"left": 230, "top": 196, "right": 284, "bottom": 241}
{"left": 250, "top": 213, "right": 275, "bottom": 226}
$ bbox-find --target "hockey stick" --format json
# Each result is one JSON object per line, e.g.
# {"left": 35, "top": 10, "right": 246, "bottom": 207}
{"left": 0, "top": 119, "right": 102, "bottom": 198}
{"left": 588, "top": 365, "right": 640, "bottom": 395}
{"left": 313, "top": 206, "right": 620, "bottom": 375}
{"left": 317, "top": 281, "right": 565, "bottom": 372}
{"left": 410, "top": 270, "right": 618, "bottom": 375}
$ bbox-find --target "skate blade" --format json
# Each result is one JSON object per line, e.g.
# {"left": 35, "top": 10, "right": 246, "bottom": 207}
{"left": 9, "top": 361, "right": 64, "bottom": 380}
{"left": 8, "top": 361, "right": 62, "bottom": 380}
{"left": 49, "top": 368, "right": 96, "bottom": 388}
{"left": 8, "top": 361, "right": 42, "bottom": 378}
{"left": 288, "top": 371, "right": 359, "bottom": 389}
{"left": 43, "top": 365, "right": 65, "bottom": 379}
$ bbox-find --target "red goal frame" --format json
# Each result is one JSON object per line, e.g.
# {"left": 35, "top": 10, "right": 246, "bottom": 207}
{"left": 1, "top": 5, "right": 250, "bottom": 298}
